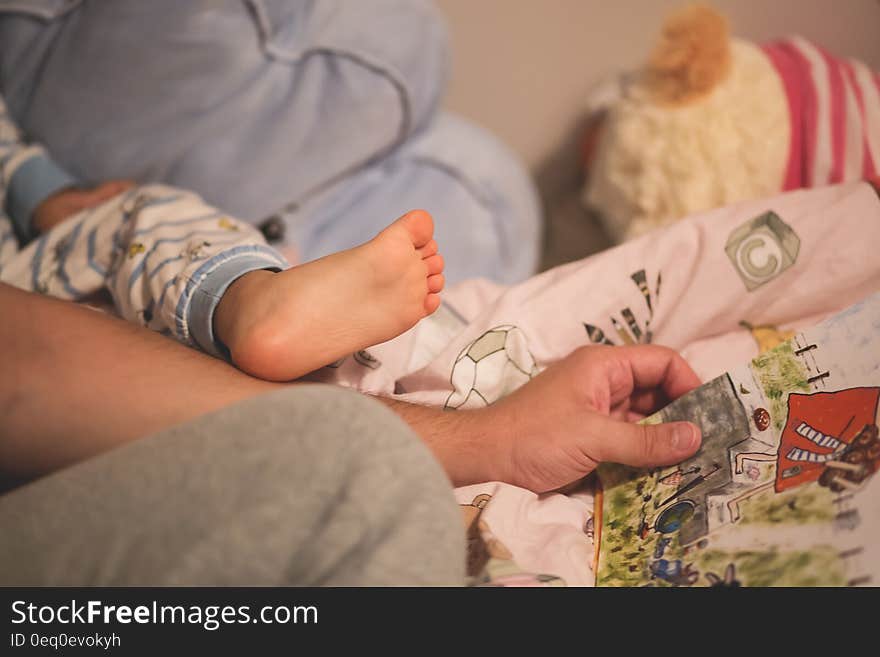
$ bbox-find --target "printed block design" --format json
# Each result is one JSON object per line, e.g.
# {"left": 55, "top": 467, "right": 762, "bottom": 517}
{"left": 725, "top": 211, "right": 800, "bottom": 291}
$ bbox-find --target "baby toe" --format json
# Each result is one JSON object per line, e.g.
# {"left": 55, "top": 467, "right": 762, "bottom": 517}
{"left": 424, "top": 254, "right": 444, "bottom": 276}
{"left": 419, "top": 239, "right": 438, "bottom": 259}
{"left": 398, "top": 209, "right": 434, "bottom": 248}
{"left": 427, "top": 273, "right": 445, "bottom": 293}
{"left": 424, "top": 293, "right": 441, "bottom": 315}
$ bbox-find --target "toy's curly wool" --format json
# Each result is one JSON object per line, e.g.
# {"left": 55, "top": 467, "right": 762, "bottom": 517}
{"left": 586, "top": 37, "right": 789, "bottom": 241}
{"left": 644, "top": 4, "right": 732, "bottom": 107}
{"left": 585, "top": 5, "right": 790, "bottom": 241}
{"left": 584, "top": 4, "right": 880, "bottom": 243}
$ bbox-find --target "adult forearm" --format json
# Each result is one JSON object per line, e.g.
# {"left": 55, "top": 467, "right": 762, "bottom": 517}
{"left": 0, "top": 283, "right": 500, "bottom": 488}
{"left": 0, "top": 284, "right": 279, "bottom": 483}
{"left": 0, "top": 284, "right": 702, "bottom": 496}
{"left": 376, "top": 396, "right": 509, "bottom": 487}
{"left": 0, "top": 284, "right": 502, "bottom": 489}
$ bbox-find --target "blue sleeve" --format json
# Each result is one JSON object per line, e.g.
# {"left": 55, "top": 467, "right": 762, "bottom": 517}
{"left": 5, "top": 151, "right": 79, "bottom": 243}
{"left": 1, "top": 93, "right": 79, "bottom": 244}
{"left": 187, "top": 255, "right": 286, "bottom": 359}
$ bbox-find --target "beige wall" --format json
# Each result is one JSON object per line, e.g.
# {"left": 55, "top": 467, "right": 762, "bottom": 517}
{"left": 437, "top": 0, "right": 880, "bottom": 172}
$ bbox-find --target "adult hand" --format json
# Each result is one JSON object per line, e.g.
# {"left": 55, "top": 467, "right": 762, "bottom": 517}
{"left": 32, "top": 180, "right": 134, "bottom": 233}
{"left": 488, "top": 344, "right": 702, "bottom": 492}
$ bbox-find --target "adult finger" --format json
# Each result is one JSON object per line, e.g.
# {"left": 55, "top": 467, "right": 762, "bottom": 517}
{"left": 628, "top": 388, "right": 669, "bottom": 416}
{"left": 585, "top": 413, "right": 701, "bottom": 468}
{"left": 615, "top": 345, "right": 702, "bottom": 402}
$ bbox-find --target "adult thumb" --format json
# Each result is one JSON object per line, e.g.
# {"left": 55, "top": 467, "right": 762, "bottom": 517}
{"left": 588, "top": 415, "right": 701, "bottom": 468}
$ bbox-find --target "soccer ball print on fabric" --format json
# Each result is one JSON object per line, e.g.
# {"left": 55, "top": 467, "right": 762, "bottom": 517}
{"left": 445, "top": 326, "right": 539, "bottom": 410}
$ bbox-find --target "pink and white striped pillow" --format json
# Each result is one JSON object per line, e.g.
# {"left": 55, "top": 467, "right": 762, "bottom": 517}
{"left": 763, "top": 38, "right": 880, "bottom": 190}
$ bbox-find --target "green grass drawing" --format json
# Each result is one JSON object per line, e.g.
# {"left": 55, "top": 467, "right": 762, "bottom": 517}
{"left": 751, "top": 341, "right": 810, "bottom": 430}
{"left": 693, "top": 547, "right": 845, "bottom": 587}
{"left": 738, "top": 482, "right": 835, "bottom": 526}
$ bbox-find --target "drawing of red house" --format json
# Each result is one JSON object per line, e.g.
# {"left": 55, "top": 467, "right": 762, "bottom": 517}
{"left": 775, "top": 388, "right": 880, "bottom": 492}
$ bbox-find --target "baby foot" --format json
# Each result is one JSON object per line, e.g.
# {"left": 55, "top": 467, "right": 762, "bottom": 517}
{"left": 214, "top": 210, "right": 445, "bottom": 381}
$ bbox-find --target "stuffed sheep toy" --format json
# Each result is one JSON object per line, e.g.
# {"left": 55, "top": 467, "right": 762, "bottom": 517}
{"left": 582, "top": 4, "right": 880, "bottom": 242}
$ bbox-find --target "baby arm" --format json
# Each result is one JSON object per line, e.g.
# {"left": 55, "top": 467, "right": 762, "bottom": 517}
{"left": 0, "top": 94, "right": 78, "bottom": 244}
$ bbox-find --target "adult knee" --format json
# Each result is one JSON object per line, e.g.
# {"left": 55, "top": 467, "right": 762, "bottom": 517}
{"left": 153, "top": 385, "right": 464, "bottom": 585}
{"left": 0, "top": 386, "right": 465, "bottom": 585}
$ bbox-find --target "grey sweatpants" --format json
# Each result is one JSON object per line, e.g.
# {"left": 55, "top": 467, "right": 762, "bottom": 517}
{"left": 0, "top": 386, "right": 465, "bottom": 586}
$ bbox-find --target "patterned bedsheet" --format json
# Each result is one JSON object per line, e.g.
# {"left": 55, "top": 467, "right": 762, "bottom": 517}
{"left": 315, "top": 180, "right": 880, "bottom": 585}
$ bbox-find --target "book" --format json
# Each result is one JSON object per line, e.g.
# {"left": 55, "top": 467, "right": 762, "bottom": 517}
{"left": 593, "top": 292, "right": 880, "bottom": 586}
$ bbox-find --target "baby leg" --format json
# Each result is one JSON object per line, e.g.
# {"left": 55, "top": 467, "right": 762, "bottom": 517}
{"left": 0, "top": 184, "right": 288, "bottom": 349}
{"left": 3, "top": 183, "right": 445, "bottom": 381}
{"left": 105, "top": 186, "right": 445, "bottom": 381}
{"left": 213, "top": 209, "right": 445, "bottom": 381}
